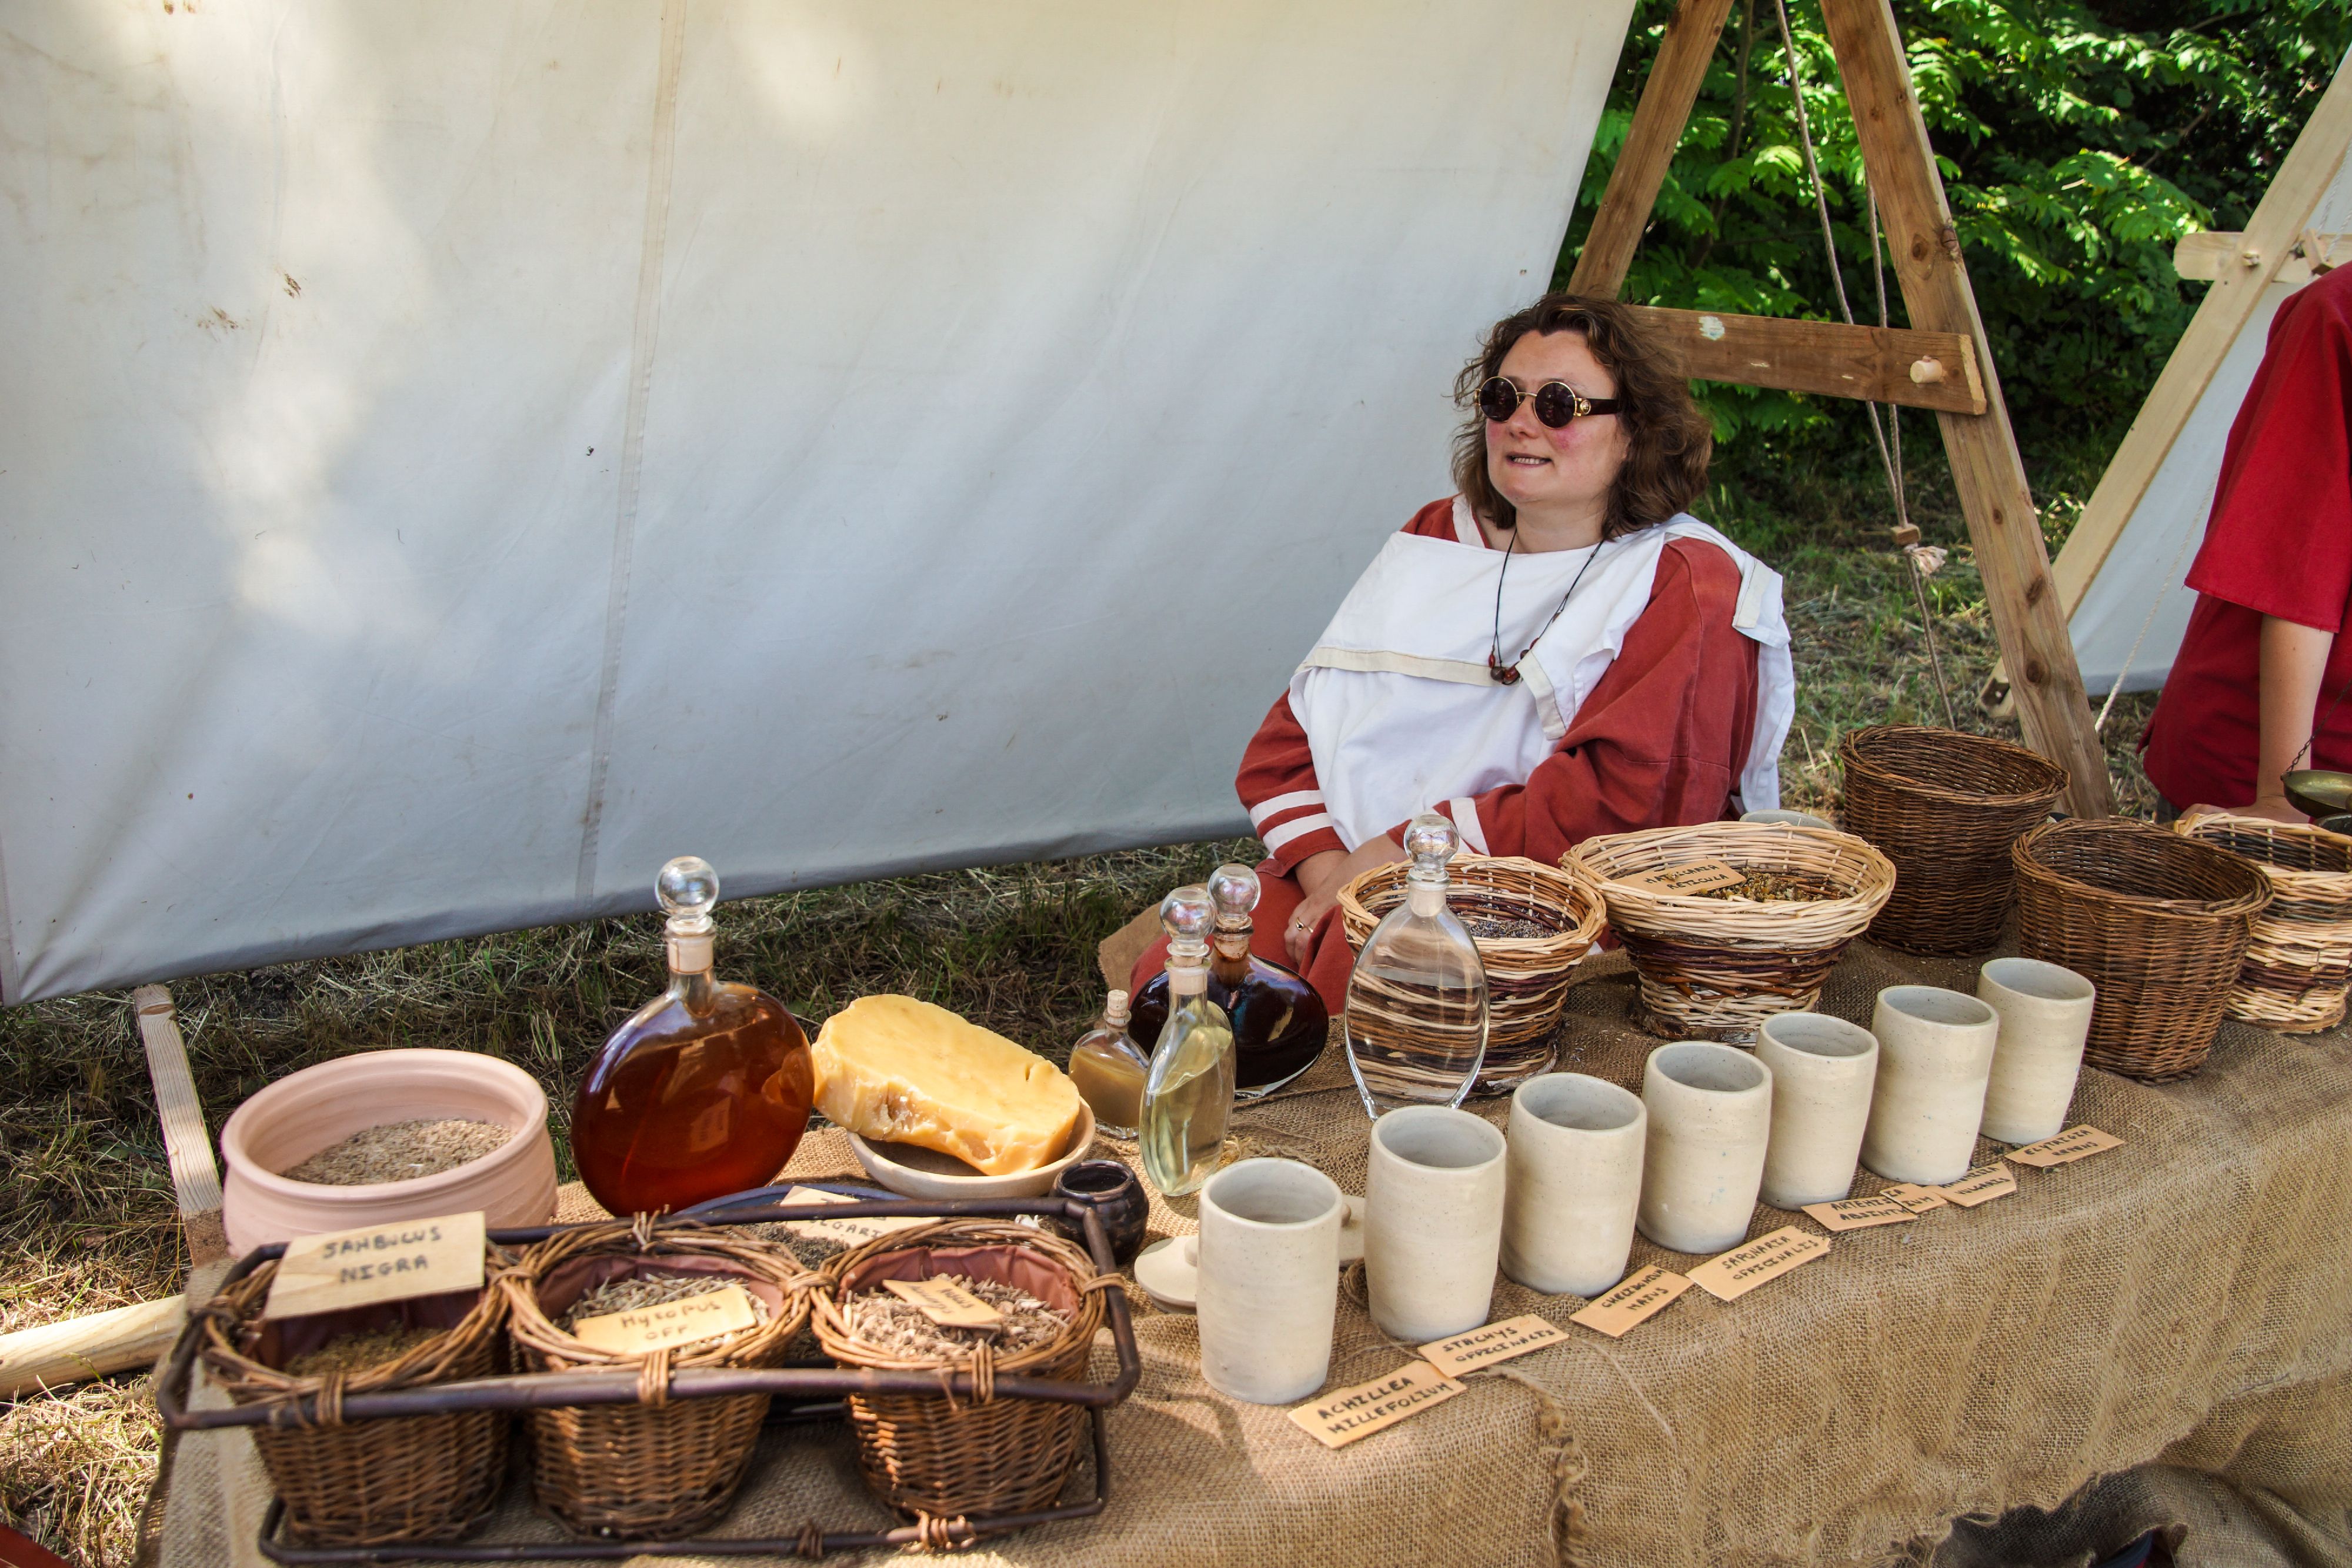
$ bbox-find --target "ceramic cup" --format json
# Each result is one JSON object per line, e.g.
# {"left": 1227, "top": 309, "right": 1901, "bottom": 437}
{"left": 1196, "top": 1158, "right": 1345, "bottom": 1404}
{"left": 1862, "top": 985, "right": 2001, "bottom": 1186}
{"left": 1502, "top": 1074, "right": 1646, "bottom": 1296}
{"left": 1638, "top": 1042, "right": 1773, "bottom": 1253}
{"left": 1976, "top": 958, "right": 2098, "bottom": 1145}
{"left": 1365, "top": 1106, "right": 1507, "bottom": 1340}
{"left": 1754, "top": 1013, "right": 1879, "bottom": 1209}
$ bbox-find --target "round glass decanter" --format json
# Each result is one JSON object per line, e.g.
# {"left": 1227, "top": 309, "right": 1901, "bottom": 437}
{"left": 1129, "top": 862, "right": 1328, "bottom": 1097}
{"left": 1343, "top": 813, "right": 1491, "bottom": 1117}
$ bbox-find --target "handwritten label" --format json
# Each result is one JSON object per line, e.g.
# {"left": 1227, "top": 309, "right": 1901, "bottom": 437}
{"left": 1290, "top": 1361, "right": 1467, "bottom": 1449}
{"left": 264, "top": 1211, "right": 486, "bottom": 1320}
{"left": 1419, "top": 1314, "right": 1567, "bottom": 1376}
{"left": 1688, "top": 1226, "right": 1830, "bottom": 1302}
{"left": 1936, "top": 1162, "right": 2018, "bottom": 1207}
{"left": 571, "top": 1283, "right": 759, "bottom": 1355}
{"left": 1880, "top": 1183, "right": 1951, "bottom": 1213}
{"left": 882, "top": 1277, "right": 1004, "bottom": 1328}
{"left": 1569, "top": 1265, "right": 1692, "bottom": 1339}
{"left": 1801, "top": 1195, "right": 1919, "bottom": 1233}
{"left": 780, "top": 1185, "right": 929, "bottom": 1247}
{"left": 1618, "top": 859, "right": 1744, "bottom": 895}
{"left": 2005, "top": 1126, "right": 2124, "bottom": 1168}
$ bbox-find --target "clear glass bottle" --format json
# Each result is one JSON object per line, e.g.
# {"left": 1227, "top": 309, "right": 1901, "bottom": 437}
{"left": 1137, "top": 886, "right": 1237, "bottom": 1196}
{"left": 1129, "top": 863, "right": 1328, "bottom": 1098}
{"left": 1066, "top": 989, "right": 1150, "bottom": 1139}
{"left": 570, "top": 857, "right": 815, "bottom": 1216}
{"left": 1343, "top": 813, "right": 1491, "bottom": 1117}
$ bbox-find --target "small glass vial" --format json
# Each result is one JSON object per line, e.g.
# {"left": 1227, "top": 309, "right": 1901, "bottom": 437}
{"left": 1130, "top": 863, "right": 1327, "bottom": 1098}
{"left": 1066, "top": 990, "right": 1150, "bottom": 1139}
{"left": 1343, "top": 813, "right": 1490, "bottom": 1117}
{"left": 1138, "top": 886, "right": 1237, "bottom": 1196}
{"left": 570, "top": 857, "right": 815, "bottom": 1216}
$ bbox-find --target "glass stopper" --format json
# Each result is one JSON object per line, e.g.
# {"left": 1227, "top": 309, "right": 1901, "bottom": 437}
{"left": 1404, "top": 812, "right": 1458, "bottom": 882}
{"left": 656, "top": 855, "right": 720, "bottom": 934}
{"left": 1207, "top": 863, "right": 1261, "bottom": 928}
{"left": 1160, "top": 885, "right": 1215, "bottom": 960}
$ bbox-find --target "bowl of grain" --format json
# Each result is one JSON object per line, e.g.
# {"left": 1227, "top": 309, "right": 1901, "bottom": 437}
{"left": 221, "top": 1047, "right": 559, "bottom": 1255}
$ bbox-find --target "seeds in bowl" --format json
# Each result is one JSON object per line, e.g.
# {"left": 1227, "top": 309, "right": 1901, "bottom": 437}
{"left": 283, "top": 1325, "right": 441, "bottom": 1377}
{"left": 1462, "top": 915, "right": 1560, "bottom": 940}
{"left": 281, "top": 1118, "right": 513, "bottom": 1186}
{"left": 562, "top": 1270, "right": 773, "bottom": 1331}
{"left": 841, "top": 1273, "right": 1069, "bottom": 1360}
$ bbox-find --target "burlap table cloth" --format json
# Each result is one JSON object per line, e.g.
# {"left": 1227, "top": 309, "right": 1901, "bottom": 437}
{"left": 155, "top": 942, "right": 2352, "bottom": 1567}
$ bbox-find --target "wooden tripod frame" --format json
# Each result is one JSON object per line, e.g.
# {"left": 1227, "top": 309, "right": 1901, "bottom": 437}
{"left": 1570, "top": 0, "right": 2111, "bottom": 817}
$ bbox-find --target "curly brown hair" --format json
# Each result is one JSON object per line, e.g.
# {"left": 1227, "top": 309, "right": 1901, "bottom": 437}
{"left": 1451, "top": 292, "right": 1712, "bottom": 540}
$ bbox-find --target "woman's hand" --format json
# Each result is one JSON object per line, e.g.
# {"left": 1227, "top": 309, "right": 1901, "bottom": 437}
{"left": 1282, "top": 838, "right": 1409, "bottom": 969}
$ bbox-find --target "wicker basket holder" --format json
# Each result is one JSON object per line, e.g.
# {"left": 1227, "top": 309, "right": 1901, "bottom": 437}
{"left": 1836, "top": 725, "right": 2068, "bottom": 954}
{"left": 195, "top": 1256, "right": 512, "bottom": 1548}
{"left": 2013, "top": 819, "right": 2271, "bottom": 1081}
{"left": 2172, "top": 813, "right": 2352, "bottom": 1033}
{"left": 1566, "top": 822, "right": 1897, "bottom": 1042}
{"left": 813, "top": 1219, "right": 1115, "bottom": 1524}
{"left": 501, "top": 1219, "right": 817, "bottom": 1539}
{"left": 1337, "top": 853, "right": 1607, "bottom": 1089}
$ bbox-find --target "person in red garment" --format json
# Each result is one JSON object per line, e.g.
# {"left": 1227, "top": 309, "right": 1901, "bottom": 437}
{"left": 1132, "top": 293, "right": 1796, "bottom": 1010}
{"left": 2141, "top": 262, "right": 2352, "bottom": 822}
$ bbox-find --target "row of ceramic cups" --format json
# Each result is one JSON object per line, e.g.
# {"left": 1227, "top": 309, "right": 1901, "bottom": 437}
{"left": 1190, "top": 956, "right": 2096, "bottom": 1406}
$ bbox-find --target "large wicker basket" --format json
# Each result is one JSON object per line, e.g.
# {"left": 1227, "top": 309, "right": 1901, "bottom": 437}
{"left": 195, "top": 1256, "right": 511, "bottom": 1547}
{"left": 1337, "top": 853, "right": 1606, "bottom": 1092}
{"left": 2174, "top": 813, "right": 2352, "bottom": 1033}
{"left": 813, "top": 1219, "right": 1112, "bottom": 1524}
{"left": 2013, "top": 819, "right": 2271, "bottom": 1080}
{"left": 502, "top": 1219, "right": 816, "bottom": 1539}
{"left": 1837, "top": 725, "right": 2067, "bottom": 954}
{"left": 1566, "top": 823, "right": 1896, "bottom": 1041}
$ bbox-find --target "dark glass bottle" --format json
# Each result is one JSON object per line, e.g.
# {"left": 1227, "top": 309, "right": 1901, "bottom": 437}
{"left": 571, "top": 856, "right": 815, "bottom": 1216}
{"left": 1130, "top": 863, "right": 1328, "bottom": 1097}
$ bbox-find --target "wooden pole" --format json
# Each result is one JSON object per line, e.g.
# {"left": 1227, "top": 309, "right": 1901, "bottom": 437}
{"left": 1569, "top": 0, "right": 1737, "bottom": 298}
{"left": 0, "top": 1297, "right": 186, "bottom": 1400}
{"left": 1818, "top": 0, "right": 2113, "bottom": 816}
{"left": 133, "top": 985, "right": 228, "bottom": 1267}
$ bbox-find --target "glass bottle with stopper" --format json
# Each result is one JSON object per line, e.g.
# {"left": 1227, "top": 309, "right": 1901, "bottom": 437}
{"left": 1343, "top": 813, "right": 1490, "bottom": 1117}
{"left": 571, "top": 856, "right": 815, "bottom": 1216}
{"left": 1138, "top": 885, "right": 1236, "bottom": 1196}
{"left": 1129, "top": 863, "right": 1327, "bottom": 1097}
{"left": 1066, "top": 989, "right": 1150, "bottom": 1139}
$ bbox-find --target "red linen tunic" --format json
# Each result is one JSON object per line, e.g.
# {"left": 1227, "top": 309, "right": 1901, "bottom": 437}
{"left": 1131, "top": 498, "right": 1763, "bottom": 1011}
{"left": 2141, "top": 264, "right": 2352, "bottom": 810}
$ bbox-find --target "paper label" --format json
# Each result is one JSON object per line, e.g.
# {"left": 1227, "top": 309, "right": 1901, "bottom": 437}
{"left": 882, "top": 1276, "right": 1004, "bottom": 1328}
{"left": 1290, "top": 1360, "right": 1467, "bottom": 1449}
{"left": 1569, "top": 1265, "right": 1693, "bottom": 1339}
{"left": 571, "top": 1283, "right": 759, "bottom": 1355}
{"left": 1936, "top": 1162, "right": 2018, "bottom": 1207}
{"left": 1618, "top": 859, "right": 1744, "bottom": 895}
{"left": 780, "top": 1185, "right": 929, "bottom": 1246}
{"left": 1688, "top": 1226, "right": 1830, "bottom": 1302}
{"left": 263, "top": 1211, "right": 486, "bottom": 1320}
{"left": 1880, "top": 1183, "right": 1951, "bottom": 1213}
{"left": 1801, "top": 1195, "right": 1920, "bottom": 1233}
{"left": 1418, "top": 1314, "right": 1567, "bottom": 1376}
{"left": 2006, "top": 1126, "right": 2123, "bottom": 1168}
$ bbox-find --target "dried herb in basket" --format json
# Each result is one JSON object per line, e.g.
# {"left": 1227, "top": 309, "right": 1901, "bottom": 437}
{"left": 1691, "top": 869, "right": 1842, "bottom": 903}
{"left": 838, "top": 1274, "right": 1069, "bottom": 1361}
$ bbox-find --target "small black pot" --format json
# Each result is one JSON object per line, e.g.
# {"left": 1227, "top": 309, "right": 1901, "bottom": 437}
{"left": 1050, "top": 1159, "right": 1149, "bottom": 1265}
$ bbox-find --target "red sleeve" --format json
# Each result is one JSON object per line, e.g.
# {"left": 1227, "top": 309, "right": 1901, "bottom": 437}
{"left": 1392, "top": 539, "right": 1760, "bottom": 861}
{"left": 2183, "top": 271, "right": 2352, "bottom": 633}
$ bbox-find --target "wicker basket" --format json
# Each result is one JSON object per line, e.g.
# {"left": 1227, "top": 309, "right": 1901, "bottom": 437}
{"left": 1837, "top": 725, "right": 2067, "bottom": 954}
{"left": 502, "top": 1220, "right": 816, "bottom": 1539}
{"left": 1566, "top": 823, "right": 1897, "bottom": 1041}
{"left": 1337, "top": 853, "right": 1606, "bottom": 1090}
{"left": 813, "top": 1219, "right": 1112, "bottom": 1523}
{"left": 2173, "top": 813, "right": 2352, "bottom": 1033}
{"left": 195, "top": 1257, "right": 511, "bottom": 1547}
{"left": 2013, "top": 819, "right": 2271, "bottom": 1081}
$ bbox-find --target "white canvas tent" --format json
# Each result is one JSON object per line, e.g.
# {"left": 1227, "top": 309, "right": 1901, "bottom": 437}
{"left": 0, "top": 0, "right": 1634, "bottom": 1005}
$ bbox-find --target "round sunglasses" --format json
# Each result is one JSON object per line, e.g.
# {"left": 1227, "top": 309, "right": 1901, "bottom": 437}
{"left": 1476, "top": 376, "right": 1621, "bottom": 428}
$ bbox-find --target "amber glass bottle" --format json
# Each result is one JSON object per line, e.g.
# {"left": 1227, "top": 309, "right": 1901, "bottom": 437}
{"left": 571, "top": 857, "right": 814, "bottom": 1216}
{"left": 1129, "top": 863, "right": 1327, "bottom": 1097}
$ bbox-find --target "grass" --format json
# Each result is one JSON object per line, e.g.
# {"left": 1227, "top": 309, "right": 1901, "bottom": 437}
{"left": 0, "top": 433, "right": 2165, "bottom": 1564}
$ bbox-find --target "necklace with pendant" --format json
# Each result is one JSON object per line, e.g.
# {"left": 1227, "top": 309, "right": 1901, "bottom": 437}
{"left": 1487, "top": 525, "right": 1609, "bottom": 685}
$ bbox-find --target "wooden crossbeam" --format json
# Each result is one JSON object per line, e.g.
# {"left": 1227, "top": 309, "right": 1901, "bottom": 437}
{"left": 2173, "top": 229, "right": 2347, "bottom": 285}
{"left": 1569, "top": 0, "right": 1736, "bottom": 298}
{"left": 1627, "top": 305, "right": 1986, "bottom": 413}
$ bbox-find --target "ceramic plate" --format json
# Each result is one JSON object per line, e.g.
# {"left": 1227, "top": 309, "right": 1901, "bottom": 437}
{"left": 845, "top": 1103, "right": 1096, "bottom": 1200}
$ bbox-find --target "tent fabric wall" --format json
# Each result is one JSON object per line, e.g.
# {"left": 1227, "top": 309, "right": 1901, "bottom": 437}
{"left": 0, "top": 1, "right": 1633, "bottom": 1004}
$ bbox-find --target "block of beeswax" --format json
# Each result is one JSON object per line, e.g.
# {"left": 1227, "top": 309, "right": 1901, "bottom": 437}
{"left": 813, "top": 996, "right": 1085, "bottom": 1176}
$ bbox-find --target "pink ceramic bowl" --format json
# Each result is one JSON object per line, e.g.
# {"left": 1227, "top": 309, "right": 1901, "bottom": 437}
{"left": 220, "top": 1047, "right": 559, "bottom": 1255}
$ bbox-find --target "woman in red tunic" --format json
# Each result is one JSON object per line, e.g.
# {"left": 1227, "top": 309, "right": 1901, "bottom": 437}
{"left": 1133, "top": 293, "right": 1796, "bottom": 1010}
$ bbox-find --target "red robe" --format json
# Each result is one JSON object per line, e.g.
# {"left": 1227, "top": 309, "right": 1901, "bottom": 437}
{"left": 1132, "top": 498, "right": 1763, "bottom": 1011}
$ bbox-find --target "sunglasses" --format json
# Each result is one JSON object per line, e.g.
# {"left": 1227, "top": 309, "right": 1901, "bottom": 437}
{"left": 1476, "top": 376, "right": 1620, "bottom": 428}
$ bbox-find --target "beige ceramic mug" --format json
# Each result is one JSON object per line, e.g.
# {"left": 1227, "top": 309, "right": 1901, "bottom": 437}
{"left": 1365, "top": 1106, "right": 1506, "bottom": 1340}
{"left": 1976, "top": 958, "right": 2097, "bottom": 1145}
{"left": 1637, "top": 1042, "right": 1773, "bottom": 1254}
{"left": 1754, "top": 1013, "right": 1879, "bottom": 1209}
{"left": 1863, "top": 985, "right": 2000, "bottom": 1186}
{"left": 1196, "top": 1158, "right": 1345, "bottom": 1404}
{"left": 1502, "top": 1073, "right": 1646, "bottom": 1296}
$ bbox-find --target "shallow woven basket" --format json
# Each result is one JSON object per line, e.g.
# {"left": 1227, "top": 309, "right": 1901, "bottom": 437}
{"left": 813, "top": 1218, "right": 1112, "bottom": 1524}
{"left": 502, "top": 1220, "right": 815, "bottom": 1539}
{"left": 1337, "top": 853, "right": 1606, "bottom": 1089}
{"left": 1566, "top": 823, "right": 1896, "bottom": 1041}
{"left": 2013, "top": 819, "right": 2271, "bottom": 1081}
{"left": 1837, "top": 725, "right": 2067, "bottom": 954}
{"left": 2174, "top": 813, "right": 2352, "bottom": 1033}
{"left": 196, "top": 1255, "right": 511, "bottom": 1547}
